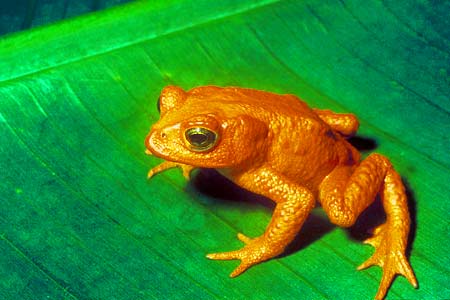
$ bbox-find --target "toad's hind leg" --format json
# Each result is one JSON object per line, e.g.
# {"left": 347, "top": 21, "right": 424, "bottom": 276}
{"left": 319, "top": 154, "right": 417, "bottom": 300}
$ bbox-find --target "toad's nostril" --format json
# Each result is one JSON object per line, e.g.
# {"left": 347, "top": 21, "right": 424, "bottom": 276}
{"left": 161, "top": 132, "right": 167, "bottom": 138}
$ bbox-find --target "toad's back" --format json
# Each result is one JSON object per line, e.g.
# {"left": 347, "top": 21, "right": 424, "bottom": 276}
{"left": 187, "top": 86, "right": 319, "bottom": 121}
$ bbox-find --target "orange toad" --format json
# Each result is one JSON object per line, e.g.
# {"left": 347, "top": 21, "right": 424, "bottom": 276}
{"left": 145, "top": 85, "right": 417, "bottom": 300}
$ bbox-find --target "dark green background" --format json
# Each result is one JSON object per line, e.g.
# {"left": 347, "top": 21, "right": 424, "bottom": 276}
{"left": 0, "top": 0, "right": 134, "bottom": 36}
{"left": 1, "top": 1, "right": 449, "bottom": 299}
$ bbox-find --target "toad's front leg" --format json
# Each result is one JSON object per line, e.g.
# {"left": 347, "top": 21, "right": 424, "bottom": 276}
{"left": 207, "top": 167, "right": 315, "bottom": 277}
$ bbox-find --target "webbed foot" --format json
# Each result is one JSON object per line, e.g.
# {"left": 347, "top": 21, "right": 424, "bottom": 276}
{"left": 207, "top": 233, "right": 280, "bottom": 277}
{"left": 358, "top": 224, "right": 418, "bottom": 300}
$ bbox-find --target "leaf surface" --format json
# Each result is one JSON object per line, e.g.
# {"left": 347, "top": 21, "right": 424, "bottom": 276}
{"left": 0, "top": 0, "right": 133, "bottom": 36}
{"left": 1, "top": 1, "right": 449, "bottom": 299}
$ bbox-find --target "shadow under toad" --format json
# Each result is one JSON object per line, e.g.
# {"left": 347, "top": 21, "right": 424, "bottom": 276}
{"left": 347, "top": 136, "right": 378, "bottom": 151}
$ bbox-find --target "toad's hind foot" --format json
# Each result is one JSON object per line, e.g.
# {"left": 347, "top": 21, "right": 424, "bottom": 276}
{"left": 358, "top": 224, "right": 418, "bottom": 300}
{"left": 206, "top": 233, "right": 281, "bottom": 278}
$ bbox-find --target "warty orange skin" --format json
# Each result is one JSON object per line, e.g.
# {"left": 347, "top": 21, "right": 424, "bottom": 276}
{"left": 145, "top": 85, "right": 417, "bottom": 300}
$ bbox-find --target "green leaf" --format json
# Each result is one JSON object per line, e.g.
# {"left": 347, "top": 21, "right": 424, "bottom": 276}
{"left": 1, "top": 0, "right": 449, "bottom": 299}
{"left": 0, "top": 0, "right": 134, "bottom": 36}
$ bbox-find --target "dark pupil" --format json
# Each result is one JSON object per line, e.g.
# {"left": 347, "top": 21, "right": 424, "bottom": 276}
{"left": 189, "top": 133, "right": 208, "bottom": 146}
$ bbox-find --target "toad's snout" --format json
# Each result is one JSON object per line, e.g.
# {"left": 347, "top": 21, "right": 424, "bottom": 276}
{"left": 145, "top": 129, "right": 166, "bottom": 155}
{"left": 145, "top": 123, "right": 182, "bottom": 158}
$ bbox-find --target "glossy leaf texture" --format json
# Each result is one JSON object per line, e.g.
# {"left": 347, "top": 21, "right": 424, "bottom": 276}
{"left": 0, "top": 0, "right": 133, "bottom": 36}
{"left": 1, "top": 1, "right": 449, "bottom": 299}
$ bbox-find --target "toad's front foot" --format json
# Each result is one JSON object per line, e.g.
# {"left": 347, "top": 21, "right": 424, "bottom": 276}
{"left": 207, "top": 233, "right": 281, "bottom": 278}
{"left": 358, "top": 224, "right": 418, "bottom": 300}
{"left": 147, "top": 161, "right": 194, "bottom": 180}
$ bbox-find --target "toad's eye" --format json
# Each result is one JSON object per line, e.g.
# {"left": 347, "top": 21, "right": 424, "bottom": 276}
{"left": 184, "top": 127, "right": 218, "bottom": 152}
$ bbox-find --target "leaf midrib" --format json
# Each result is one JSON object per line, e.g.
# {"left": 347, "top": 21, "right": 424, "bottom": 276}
{"left": 0, "top": 0, "right": 280, "bottom": 84}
